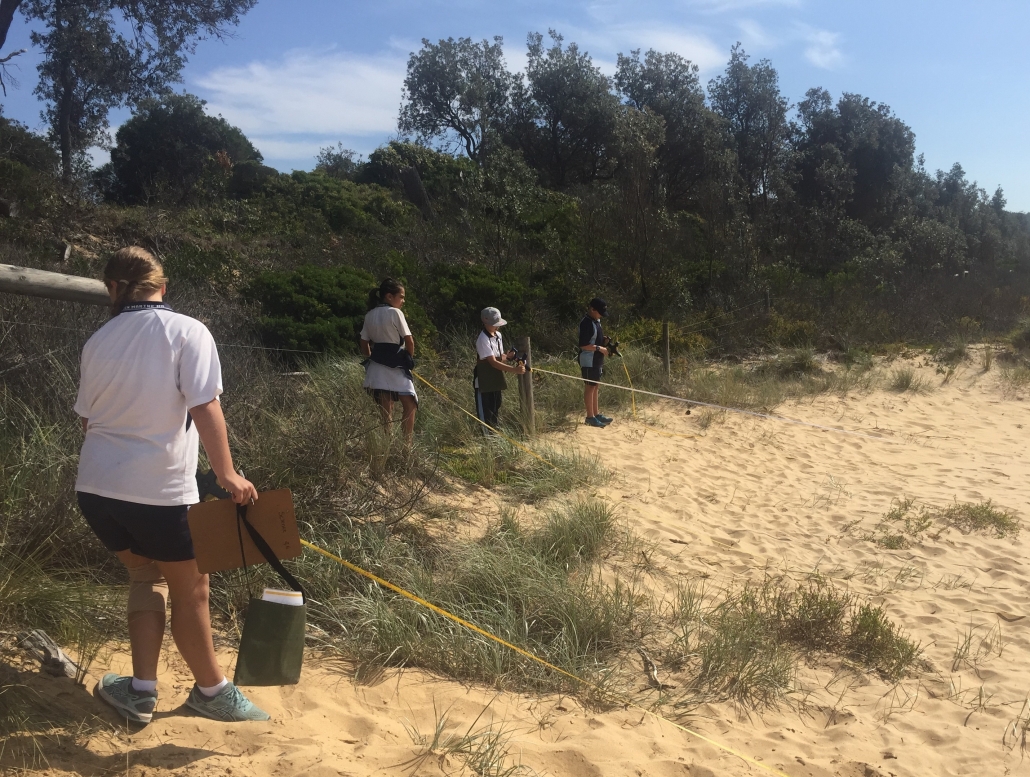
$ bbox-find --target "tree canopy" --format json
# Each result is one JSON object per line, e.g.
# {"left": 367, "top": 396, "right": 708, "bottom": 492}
{"left": 97, "top": 92, "right": 261, "bottom": 204}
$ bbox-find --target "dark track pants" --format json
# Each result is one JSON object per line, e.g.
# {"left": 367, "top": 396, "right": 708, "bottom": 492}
{"left": 475, "top": 389, "right": 503, "bottom": 432}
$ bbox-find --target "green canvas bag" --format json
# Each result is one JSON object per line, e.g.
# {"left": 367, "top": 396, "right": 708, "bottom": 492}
{"left": 233, "top": 504, "right": 307, "bottom": 686}
{"left": 474, "top": 360, "right": 507, "bottom": 393}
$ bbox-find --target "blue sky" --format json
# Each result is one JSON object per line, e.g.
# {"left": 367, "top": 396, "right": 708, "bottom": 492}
{"left": 2, "top": 0, "right": 1028, "bottom": 211}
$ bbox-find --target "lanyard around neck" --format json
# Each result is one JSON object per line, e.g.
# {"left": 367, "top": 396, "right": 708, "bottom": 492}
{"left": 119, "top": 301, "right": 172, "bottom": 314}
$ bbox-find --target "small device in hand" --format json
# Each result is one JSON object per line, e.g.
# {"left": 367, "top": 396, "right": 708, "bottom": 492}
{"left": 602, "top": 336, "right": 621, "bottom": 358}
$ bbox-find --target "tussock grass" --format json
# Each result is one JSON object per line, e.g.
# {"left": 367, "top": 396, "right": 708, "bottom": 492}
{"left": 267, "top": 498, "right": 640, "bottom": 695}
{"left": 887, "top": 367, "right": 931, "bottom": 393}
{"left": 664, "top": 578, "right": 921, "bottom": 709}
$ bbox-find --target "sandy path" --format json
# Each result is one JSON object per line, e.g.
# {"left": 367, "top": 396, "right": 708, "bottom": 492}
{"left": 11, "top": 360, "right": 1030, "bottom": 777}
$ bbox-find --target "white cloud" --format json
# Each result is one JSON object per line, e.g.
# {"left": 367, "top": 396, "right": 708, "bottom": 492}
{"left": 800, "top": 27, "right": 843, "bottom": 69}
{"left": 193, "top": 48, "right": 406, "bottom": 166}
{"left": 737, "top": 19, "right": 777, "bottom": 48}
{"left": 561, "top": 20, "right": 727, "bottom": 72}
{"left": 686, "top": 0, "right": 800, "bottom": 11}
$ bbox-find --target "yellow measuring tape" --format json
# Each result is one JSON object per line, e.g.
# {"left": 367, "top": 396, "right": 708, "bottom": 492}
{"left": 412, "top": 371, "right": 557, "bottom": 470}
{"left": 299, "top": 538, "right": 792, "bottom": 777}
{"left": 621, "top": 359, "right": 638, "bottom": 419}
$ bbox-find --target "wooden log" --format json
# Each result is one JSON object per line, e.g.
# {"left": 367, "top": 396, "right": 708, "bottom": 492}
{"left": 17, "top": 629, "right": 80, "bottom": 678}
{"left": 516, "top": 336, "right": 536, "bottom": 436}
{"left": 0, "top": 263, "right": 108, "bottom": 306}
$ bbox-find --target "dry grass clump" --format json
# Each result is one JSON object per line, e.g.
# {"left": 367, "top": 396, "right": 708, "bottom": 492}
{"left": 404, "top": 702, "right": 531, "bottom": 777}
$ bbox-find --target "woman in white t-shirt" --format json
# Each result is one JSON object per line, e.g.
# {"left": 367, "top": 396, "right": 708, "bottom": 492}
{"left": 359, "top": 278, "right": 418, "bottom": 442}
{"left": 75, "top": 247, "right": 267, "bottom": 725}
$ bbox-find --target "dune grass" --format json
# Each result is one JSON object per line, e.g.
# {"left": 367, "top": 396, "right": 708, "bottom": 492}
{"left": 887, "top": 367, "right": 932, "bottom": 393}
{"left": 860, "top": 498, "right": 1019, "bottom": 549}
{"left": 663, "top": 578, "right": 921, "bottom": 710}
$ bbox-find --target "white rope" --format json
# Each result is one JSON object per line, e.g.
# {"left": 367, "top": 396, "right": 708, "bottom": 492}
{"left": 532, "top": 367, "right": 899, "bottom": 444}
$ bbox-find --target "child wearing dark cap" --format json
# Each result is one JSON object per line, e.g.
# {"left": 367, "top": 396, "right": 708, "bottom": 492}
{"left": 579, "top": 298, "right": 612, "bottom": 427}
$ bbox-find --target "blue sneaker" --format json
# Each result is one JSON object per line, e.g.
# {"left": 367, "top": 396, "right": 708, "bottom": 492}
{"left": 95, "top": 673, "right": 157, "bottom": 725}
{"left": 185, "top": 681, "right": 270, "bottom": 722}
{"left": 596, "top": 414, "right": 613, "bottom": 425}
{"left": 585, "top": 416, "right": 605, "bottom": 428}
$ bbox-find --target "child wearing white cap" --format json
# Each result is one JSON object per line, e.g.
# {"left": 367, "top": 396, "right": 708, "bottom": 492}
{"left": 474, "top": 307, "right": 526, "bottom": 431}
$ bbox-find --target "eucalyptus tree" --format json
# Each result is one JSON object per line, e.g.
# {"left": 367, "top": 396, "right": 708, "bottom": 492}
{"left": 6, "top": 0, "right": 256, "bottom": 181}
{"left": 615, "top": 48, "right": 724, "bottom": 213}
{"left": 399, "top": 36, "right": 518, "bottom": 162}
{"left": 505, "top": 30, "right": 622, "bottom": 190}
{"left": 708, "top": 43, "right": 790, "bottom": 217}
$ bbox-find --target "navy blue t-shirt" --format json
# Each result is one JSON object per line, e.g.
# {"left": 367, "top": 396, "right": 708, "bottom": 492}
{"left": 579, "top": 316, "right": 605, "bottom": 368}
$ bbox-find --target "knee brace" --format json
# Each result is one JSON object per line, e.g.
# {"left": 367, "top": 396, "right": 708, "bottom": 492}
{"left": 127, "top": 562, "right": 169, "bottom": 614}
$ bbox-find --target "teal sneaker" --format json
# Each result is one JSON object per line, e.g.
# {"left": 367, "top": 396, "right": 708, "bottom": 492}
{"left": 585, "top": 416, "right": 605, "bottom": 428}
{"left": 185, "top": 682, "right": 270, "bottom": 722}
{"left": 95, "top": 673, "right": 157, "bottom": 725}
{"left": 596, "top": 414, "right": 613, "bottom": 425}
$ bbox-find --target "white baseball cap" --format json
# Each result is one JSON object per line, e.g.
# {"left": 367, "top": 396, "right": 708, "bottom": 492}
{"left": 481, "top": 307, "right": 507, "bottom": 327}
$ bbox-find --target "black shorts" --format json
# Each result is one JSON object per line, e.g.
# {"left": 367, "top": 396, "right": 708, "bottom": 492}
{"left": 581, "top": 366, "right": 603, "bottom": 386}
{"left": 77, "top": 492, "right": 195, "bottom": 562}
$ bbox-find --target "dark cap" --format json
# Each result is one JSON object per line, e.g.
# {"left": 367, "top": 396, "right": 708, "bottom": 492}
{"left": 589, "top": 297, "right": 608, "bottom": 317}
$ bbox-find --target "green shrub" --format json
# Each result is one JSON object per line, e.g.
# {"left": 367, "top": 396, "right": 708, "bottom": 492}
{"left": 246, "top": 265, "right": 436, "bottom": 356}
{"left": 246, "top": 264, "right": 376, "bottom": 354}
{"left": 422, "top": 263, "right": 535, "bottom": 331}
{"left": 257, "top": 171, "right": 411, "bottom": 233}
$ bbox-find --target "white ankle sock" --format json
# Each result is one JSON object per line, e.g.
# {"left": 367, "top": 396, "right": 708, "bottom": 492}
{"left": 198, "top": 677, "right": 229, "bottom": 697}
{"left": 131, "top": 676, "right": 157, "bottom": 693}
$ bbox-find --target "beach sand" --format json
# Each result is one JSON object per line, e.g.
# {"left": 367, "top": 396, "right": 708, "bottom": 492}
{"left": 8, "top": 359, "right": 1030, "bottom": 777}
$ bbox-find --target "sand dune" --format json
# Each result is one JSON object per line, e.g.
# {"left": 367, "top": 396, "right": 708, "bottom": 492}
{"left": 11, "top": 359, "right": 1030, "bottom": 777}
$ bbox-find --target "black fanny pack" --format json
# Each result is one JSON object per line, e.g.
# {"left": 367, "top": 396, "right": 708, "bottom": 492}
{"left": 367, "top": 340, "right": 415, "bottom": 373}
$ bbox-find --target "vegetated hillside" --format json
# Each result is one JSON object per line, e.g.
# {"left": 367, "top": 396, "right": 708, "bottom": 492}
{"left": 3, "top": 36, "right": 1030, "bottom": 358}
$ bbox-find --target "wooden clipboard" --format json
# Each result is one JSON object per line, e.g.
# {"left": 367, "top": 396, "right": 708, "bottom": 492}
{"left": 187, "top": 489, "right": 301, "bottom": 574}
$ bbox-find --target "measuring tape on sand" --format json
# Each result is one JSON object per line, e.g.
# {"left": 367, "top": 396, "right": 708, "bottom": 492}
{"left": 300, "top": 538, "right": 793, "bottom": 777}
{"left": 532, "top": 366, "right": 896, "bottom": 444}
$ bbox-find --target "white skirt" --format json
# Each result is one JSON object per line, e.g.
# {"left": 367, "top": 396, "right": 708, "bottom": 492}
{"left": 363, "top": 361, "right": 418, "bottom": 400}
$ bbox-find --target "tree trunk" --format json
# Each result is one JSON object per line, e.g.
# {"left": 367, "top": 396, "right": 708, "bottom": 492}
{"left": 0, "top": 0, "right": 23, "bottom": 53}
{"left": 58, "top": 62, "right": 74, "bottom": 183}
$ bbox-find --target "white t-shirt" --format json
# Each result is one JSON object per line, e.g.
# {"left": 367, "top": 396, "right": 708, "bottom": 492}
{"left": 360, "top": 305, "right": 411, "bottom": 344}
{"left": 476, "top": 330, "right": 504, "bottom": 361}
{"left": 74, "top": 305, "right": 222, "bottom": 506}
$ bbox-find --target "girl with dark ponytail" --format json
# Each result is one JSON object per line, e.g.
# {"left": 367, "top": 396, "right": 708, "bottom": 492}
{"left": 359, "top": 278, "right": 418, "bottom": 443}
{"left": 367, "top": 277, "right": 404, "bottom": 311}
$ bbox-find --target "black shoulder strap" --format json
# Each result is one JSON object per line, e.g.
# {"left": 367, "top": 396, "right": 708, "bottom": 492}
{"left": 236, "top": 504, "right": 306, "bottom": 602}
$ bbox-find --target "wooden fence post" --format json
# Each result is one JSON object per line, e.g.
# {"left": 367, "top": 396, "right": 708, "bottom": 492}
{"left": 0, "top": 264, "right": 108, "bottom": 306}
{"left": 516, "top": 336, "right": 535, "bottom": 436}
{"left": 662, "top": 321, "right": 671, "bottom": 382}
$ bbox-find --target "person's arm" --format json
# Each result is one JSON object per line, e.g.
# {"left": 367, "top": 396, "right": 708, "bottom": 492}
{"left": 403, "top": 335, "right": 415, "bottom": 357}
{"left": 81, "top": 417, "right": 87, "bottom": 433}
{"left": 485, "top": 354, "right": 525, "bottom": 373}
{"left": 360, "top": 339, "right": 372, "bottom": 357}
{"left": 189, "top": 398, "right": 257, "bottom": 504}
